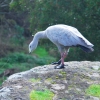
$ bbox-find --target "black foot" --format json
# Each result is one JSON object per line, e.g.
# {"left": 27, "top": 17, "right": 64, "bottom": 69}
{"left": 51, "top": 60, "right": 61, "bottom": 65}
{"left": 54, "top": 64, "right": 65, "bottom": 69}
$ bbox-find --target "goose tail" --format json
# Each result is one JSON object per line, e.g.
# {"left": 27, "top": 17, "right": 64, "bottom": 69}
{"left": 79, "top": 45, "right": 94, "bottom": 53}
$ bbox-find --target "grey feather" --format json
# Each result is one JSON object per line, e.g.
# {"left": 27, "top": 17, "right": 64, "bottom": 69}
{"left": 79, "top": 45, "right": 94, "bottom": 53}
{"left": 29, "top": 24, "right": 94, "bottom": 54}
{"left": 46, "top": 24, "right": 94, "bottom": 49}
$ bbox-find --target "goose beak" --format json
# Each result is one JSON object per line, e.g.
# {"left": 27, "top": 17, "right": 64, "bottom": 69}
{"left": 29, "top": 50, "right": 31, "bottom": 53}
{"left": 32, "top": 35, "right": 34, "bottom": 37}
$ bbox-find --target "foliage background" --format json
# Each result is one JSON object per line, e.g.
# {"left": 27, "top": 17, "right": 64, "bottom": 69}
{"left": 0, "top": 0, "right": 100, "bottom": 85}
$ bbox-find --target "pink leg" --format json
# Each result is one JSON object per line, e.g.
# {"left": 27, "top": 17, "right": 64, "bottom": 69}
{"left": 54, "top": 52, "right": 67, "bottom": 69}
{"left": 61, "top": 52, "right": 67, "bottom": 65}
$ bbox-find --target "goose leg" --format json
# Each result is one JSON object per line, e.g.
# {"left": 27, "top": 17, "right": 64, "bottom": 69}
{"left": 55, "top": 52, "right": 67, "bottom": 69}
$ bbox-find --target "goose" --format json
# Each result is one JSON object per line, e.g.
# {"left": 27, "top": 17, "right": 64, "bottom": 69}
{"left": 29, "top": 24, "right": 94, "bottom": 69}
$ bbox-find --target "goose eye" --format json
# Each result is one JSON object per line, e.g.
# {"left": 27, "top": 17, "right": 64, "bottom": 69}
{"left": 30, "top": 46, "right": 31, "bottom": 48}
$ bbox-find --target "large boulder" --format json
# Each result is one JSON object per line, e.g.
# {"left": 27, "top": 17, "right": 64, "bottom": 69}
{"left": 0, "top": 61, "right": 100, "bottom": 100}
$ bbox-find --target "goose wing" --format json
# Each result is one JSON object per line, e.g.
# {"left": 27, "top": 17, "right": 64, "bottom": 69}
{"left": 46, "top": 25, "right": 94, "bottom": 48}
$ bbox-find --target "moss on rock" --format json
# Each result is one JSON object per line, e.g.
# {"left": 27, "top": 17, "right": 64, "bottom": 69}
{"left": 29, "top": 89, "right": 54, "bottom": 100}
{"left": 86, "top": 84, "right": 100, "bottom": 97}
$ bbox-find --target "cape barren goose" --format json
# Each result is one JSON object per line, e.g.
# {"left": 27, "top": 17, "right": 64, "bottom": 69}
{"left": 29, "top": 24, "right": 94, "bottom": 69}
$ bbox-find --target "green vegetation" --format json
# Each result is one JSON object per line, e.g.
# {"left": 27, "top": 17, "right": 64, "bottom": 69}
{"left": 30, "top": 90, "right": 54, "bottom": 100}
{"left": 0, "top": 52, "right": 48, "bottom": 70}
{"left": 86, "top": 84, "right": 100, "bottom": 97}
{"left": 34, "top": 47, "right": 48, "bottom": 57}
{"left": 34, "top": 46, "right": 56, "bottom": 64}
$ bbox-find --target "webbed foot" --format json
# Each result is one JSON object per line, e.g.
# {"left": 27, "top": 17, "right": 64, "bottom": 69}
{"left": 54, "top": 64, "right": 65, "bottom": 69}
{"left": 51, "top": 60, "right": 61, "bottom": 65}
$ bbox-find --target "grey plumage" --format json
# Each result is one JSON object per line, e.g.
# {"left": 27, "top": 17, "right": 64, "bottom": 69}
{"left": 45, "top": 24, "right": 94, "bottom": 53}
{"left": 29, "top": 24, "right": 94, "bottom": 69}
{"left": 79, "top": 45, "right": 94, "bottom": 53}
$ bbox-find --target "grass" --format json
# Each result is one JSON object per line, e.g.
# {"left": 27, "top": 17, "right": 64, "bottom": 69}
{"left": 30, "top": 90, "right": 54, "bottom": 100}
{"left": 33, "top": 46, "right": 56, "bottom": 64}
{"left": 86, "top": 84, "right": 100, "bottom": 97}
{"left": 34, "top": 47, "right": 48, "bottom": 57}
{"left": 0, "top": 53, "right": 38, "bottom": 73}
{"left": 0, "top": 51, "right": 55, "bottom": 70}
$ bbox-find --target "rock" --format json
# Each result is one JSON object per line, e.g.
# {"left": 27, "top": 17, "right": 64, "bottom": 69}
{"left": 90, "top": 96, "right": 100, "bottom": 100}
{"left": 51, "top": 84, "right": 65, "bottom": 90}
{"left": 0, "top": 61, "right": 100, "bottom": 100}
{"left": 0, "top": 87, "right": 11, "bottom": 100}
{"left": 92, "top": 73, "right": 100, "bottom": 77}
{"left": 92, "top": 66, "right": 100, "bottom": 70}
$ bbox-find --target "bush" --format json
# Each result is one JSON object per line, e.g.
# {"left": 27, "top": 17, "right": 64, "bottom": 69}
{"left": 0, "top": 51, "right": 55, "bottom": 69}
